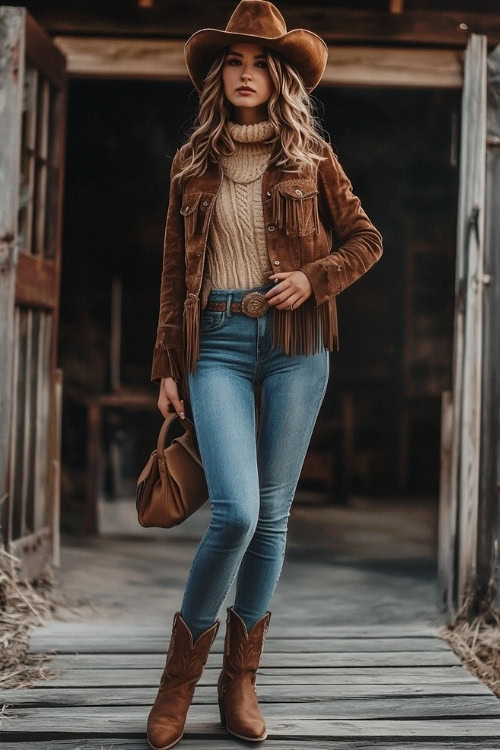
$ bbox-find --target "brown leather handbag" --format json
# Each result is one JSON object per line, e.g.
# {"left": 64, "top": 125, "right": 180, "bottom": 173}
{"left": 136, "top": 411, "right": 208, "bottom": 528}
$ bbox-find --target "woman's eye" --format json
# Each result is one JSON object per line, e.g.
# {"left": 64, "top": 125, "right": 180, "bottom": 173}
{"left": 226, "top": 59, "right": 266, "bottom": 68}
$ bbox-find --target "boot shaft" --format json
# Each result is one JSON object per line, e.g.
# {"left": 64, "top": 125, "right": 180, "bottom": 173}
{"left": 222, "top": 606, "right": 271, "bottom": 676}
{"left": 163, "top": 611, "right": 220, "bottom": 682}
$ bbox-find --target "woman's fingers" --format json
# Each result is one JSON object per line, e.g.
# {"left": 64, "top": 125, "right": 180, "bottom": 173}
{"left": 159, "top": 378, "right": 185, "bottom": 419}
{"left": 274, "top": 292, "right": 304, "bottom": 310}
{"left": 266, "top": 271, "right": 311, "bottom": 309}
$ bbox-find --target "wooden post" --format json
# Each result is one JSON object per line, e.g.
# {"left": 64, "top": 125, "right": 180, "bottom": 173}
{"left": 438, "top": 390, "right": 455, "bottom": 617}
{"left": 0, "top": 7, "right": 24, "bottom": 549}
{"left": 477, "top": 42, "right": 500, "bottom": 606}
{"left": 446, "top": 33, "right": 491, "bottom": 617}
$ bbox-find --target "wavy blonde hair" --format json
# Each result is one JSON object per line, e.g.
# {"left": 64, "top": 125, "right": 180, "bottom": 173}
{"left": 172, "top": 45, "right": 333, "bottom": 186}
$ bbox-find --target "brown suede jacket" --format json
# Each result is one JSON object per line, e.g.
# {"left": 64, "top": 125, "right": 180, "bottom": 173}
{"left": 151, "top": 138, "right": 383, "bottom": 399}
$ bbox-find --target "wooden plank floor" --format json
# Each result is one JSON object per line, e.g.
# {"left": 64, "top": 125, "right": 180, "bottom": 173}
{"left": 2, "top": 498, "right": 499, "bottom": 747}
{"left": 1, "top": 621, "right": 500, "bottom": 747}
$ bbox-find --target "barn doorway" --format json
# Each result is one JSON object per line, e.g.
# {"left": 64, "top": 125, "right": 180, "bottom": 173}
{"left": 57, "top": 76, "right": 458, "bottom": 603}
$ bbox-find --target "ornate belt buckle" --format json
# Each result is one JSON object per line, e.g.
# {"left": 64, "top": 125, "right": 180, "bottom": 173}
{"left": 241, "top": 291, "right": 269, "bottom": 317}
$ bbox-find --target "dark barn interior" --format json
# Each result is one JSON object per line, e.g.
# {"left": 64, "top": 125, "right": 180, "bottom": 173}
{"left": 56, "top": 76, "right": 459, "bottom": 532}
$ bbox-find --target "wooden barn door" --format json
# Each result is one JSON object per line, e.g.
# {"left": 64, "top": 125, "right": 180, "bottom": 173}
{"left": 0, "top": 8, "right": 66, "bottom": 579}
{"left": 438, "top": 34, "right": 500, "bottom": 618}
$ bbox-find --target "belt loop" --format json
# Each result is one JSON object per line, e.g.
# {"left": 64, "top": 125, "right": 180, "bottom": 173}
{"left": 225, "top": 292, "right": 233, "bottom": 318}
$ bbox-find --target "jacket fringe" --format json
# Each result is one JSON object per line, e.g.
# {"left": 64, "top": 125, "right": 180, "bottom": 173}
{"left": 183, "top": 293, "right": 201, "bottom": 376}
{"left": 270, "top": 295, "right": 338, "bottom": 357}
{"left": 271, "top": 184, "right": 321, "bottom": 237}
{"left": 179, "top": 293, "right": 339, "bottom": 392}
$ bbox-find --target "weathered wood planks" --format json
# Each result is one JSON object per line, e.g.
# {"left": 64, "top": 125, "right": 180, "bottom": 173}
{"left": 41, "top": 650, "right": 463, "bottom": 669}
{"left": 2, "top": 616, "right": 499, "bottom": 746}
{"left": 3, "top": 711, "right": 500, "bottom": 739}
{"left": 29, "top": 636, "right": 451, "bottom": 653}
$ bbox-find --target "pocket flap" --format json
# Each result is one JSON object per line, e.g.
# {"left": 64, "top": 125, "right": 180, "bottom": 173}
{"left": 180, "top": 192, "right": 202, "bottom": 216}
{"left": 277, "top": 182, "right": 319, "bottom": 200}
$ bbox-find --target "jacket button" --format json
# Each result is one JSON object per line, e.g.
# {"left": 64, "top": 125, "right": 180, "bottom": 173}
{"left": 274, "top": 260, "right": 280, "bottom": 265}
{"left": 202, "top": 200, "right": 209, "bottom": 207}
{"left": 295, "top": 189, "right": 303, "bottom": 196}
{"left": 268, "top": 225, "right": 275, "bottom": 231}
{"left": 196, "top": 252, "right": 201, "bottom": 256}
{"left": 266, "top": 190, "right": 272, "bottom": 197}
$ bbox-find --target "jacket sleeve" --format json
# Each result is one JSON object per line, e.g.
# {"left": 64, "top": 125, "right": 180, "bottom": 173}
{"left": 151, "top": 148, "right": 187, "bottom": 384}
{"left": 299, "top": 143, "right": 383, "bottom": 307}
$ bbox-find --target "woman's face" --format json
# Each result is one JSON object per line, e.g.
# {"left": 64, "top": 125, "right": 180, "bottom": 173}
{"left": 222, "top": 42, "right": 273, "bottom": 112}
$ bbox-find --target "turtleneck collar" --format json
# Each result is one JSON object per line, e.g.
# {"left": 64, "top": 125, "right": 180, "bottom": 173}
{"left": 228, "top": 119, "right": 274, "bottom": 144}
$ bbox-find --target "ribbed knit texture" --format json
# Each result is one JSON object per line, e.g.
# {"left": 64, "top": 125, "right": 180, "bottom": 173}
{"left": 201, "top": 119, "right": 275, "bottom": 307}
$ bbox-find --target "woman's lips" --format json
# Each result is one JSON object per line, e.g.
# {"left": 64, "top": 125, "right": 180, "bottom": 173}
{"left": 236, "top": 88, "right": 255, "bottom": 95}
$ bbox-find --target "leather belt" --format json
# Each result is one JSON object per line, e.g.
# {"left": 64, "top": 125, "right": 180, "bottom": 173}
{"left": 205, "top": 291, "right": 270, "bottom": 318}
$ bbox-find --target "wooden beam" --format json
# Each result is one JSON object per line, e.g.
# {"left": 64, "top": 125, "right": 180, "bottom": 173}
{"left": 53, "top": 36, "right": 464, "bottom": 89}
{"left": 15, "top": 254, "right": 58, "bottom": 310}
{"left": 26, "top": 10, "right": 65, "bottom": 88}
{"left": 32, "top": 7, "right": 500, "bottom": 47}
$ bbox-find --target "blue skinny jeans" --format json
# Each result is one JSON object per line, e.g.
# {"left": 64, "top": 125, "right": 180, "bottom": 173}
{"left": 180, "top": 282, "right": 330, "bottom": 640}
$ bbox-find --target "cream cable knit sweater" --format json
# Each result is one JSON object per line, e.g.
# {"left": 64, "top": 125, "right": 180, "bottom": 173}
{"left": 200, "top": 119, "right": 275, "bottom": 307}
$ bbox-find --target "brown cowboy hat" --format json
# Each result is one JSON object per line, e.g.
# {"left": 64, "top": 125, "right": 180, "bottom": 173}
{"left": 184, "top": 0, "right": 328, "bottom": 95}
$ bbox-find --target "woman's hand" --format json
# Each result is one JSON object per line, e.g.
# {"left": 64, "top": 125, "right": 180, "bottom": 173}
{"left": 159, "top": 377, "right": 185, "bottom": 420}
{"left": 265, "top": 271, "right": 313, "bottom": 310}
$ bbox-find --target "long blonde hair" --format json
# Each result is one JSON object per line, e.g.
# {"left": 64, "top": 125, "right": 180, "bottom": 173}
{"left": 172, "top": 46, "right": 333, "bottom": 185}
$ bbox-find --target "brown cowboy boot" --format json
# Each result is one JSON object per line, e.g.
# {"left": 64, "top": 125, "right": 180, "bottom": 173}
{"left": 217, "top": 605, "right": 271, "bottom": 741}
{"left": 147, "top": 611, "right": 220, "bottom": 750}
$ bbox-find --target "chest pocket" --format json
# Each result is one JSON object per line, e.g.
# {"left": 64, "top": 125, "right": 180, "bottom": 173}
{"left": 180, "top": 192, "right": 214, "bottom": 241}
{"left": 272, "top": 180, "right": 320, "bottom": 237}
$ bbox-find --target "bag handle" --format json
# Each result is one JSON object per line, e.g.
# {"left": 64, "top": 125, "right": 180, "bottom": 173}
{"left": 156, "top": 411, "right": 178, "bottom": 458}
{"left": 156, "top": 411, "right": 202, "bottom": 468}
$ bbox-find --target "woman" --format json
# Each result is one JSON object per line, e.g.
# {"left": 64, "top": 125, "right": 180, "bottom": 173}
{"left": 147, "top": 2, "right": 383, "bottom": 748}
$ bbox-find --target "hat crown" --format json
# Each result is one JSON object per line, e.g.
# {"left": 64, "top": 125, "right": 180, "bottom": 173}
{"left": 225, "top": 0, "right": 287, "bottom": 39}
{"left": 184, "top": 0, "right": 327, "bottom": 95}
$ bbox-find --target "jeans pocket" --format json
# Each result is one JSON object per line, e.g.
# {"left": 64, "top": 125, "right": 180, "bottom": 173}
{"left": 200, "top": 310, "right": 226, "bottom": 333}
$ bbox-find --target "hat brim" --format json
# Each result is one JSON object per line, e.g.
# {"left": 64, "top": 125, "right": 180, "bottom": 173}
{"left": 184, "top": 27, "right": 328, "bottom": 95}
